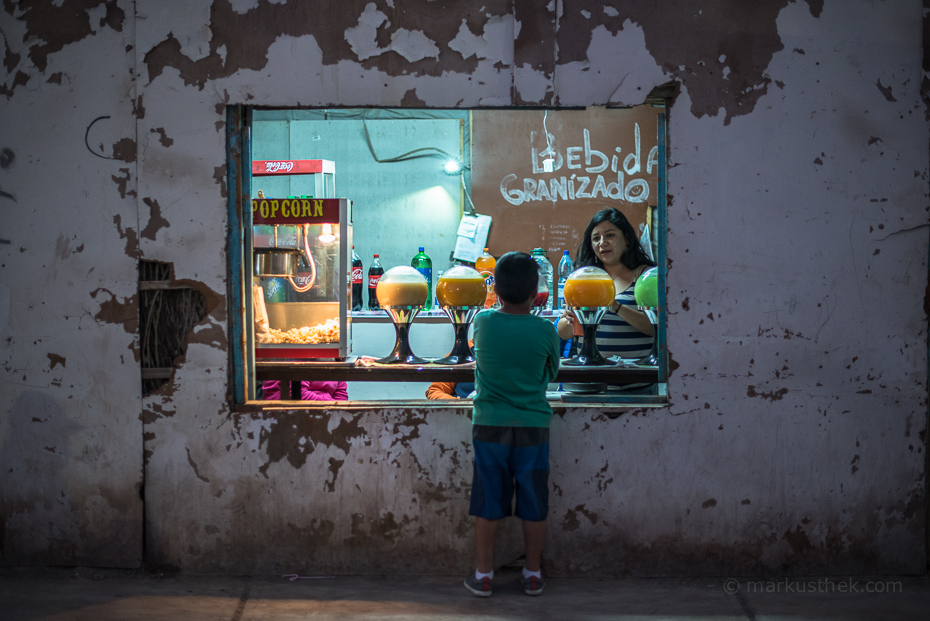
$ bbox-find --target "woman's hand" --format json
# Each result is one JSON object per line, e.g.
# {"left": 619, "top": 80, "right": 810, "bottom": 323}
{"left": 615, "top": 303, "right": 655, "bottom": 336}
{"left": 556, "top": 309, "right": 577, "bottom": 339}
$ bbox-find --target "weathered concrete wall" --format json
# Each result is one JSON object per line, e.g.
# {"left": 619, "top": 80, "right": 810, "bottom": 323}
{"left": 1, "top": 0, "right": 927, "bottom": 575}
{"left": 0, "top": 0, "right": 143, "bottom": 567}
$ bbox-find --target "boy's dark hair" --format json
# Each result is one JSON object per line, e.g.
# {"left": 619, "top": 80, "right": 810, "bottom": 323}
{"left": 494, "top": 251, "right": 539, "bottom": 304}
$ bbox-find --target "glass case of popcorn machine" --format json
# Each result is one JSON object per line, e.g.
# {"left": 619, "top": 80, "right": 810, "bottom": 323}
{"left": 250, "top": 159, "right": 351, "bottom": 359}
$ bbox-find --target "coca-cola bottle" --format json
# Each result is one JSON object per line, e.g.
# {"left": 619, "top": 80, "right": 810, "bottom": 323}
{"left": 368, "top": 254, "right": 384, "bottom": 310}
{"left": 351, "top": 246, "right": 363, "bottom": 311}
{"left": 293, "top": 253, "right": 316, "bottom": 302}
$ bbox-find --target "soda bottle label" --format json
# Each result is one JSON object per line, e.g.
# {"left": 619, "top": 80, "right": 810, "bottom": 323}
{"left": 479, "top": 270, "right": 497, "bottom": 307}
{"left": 368, "top": 275, "right": 381, "bottom": 288}
{"left": 414, "top": 267, "right": 432, "bottom": 308}
{"left": 414, "top": 267, "right": 431, "bottom": 281}
{"left": 264, "top": 278, "right": 288, "bottom": 303}
{"left": 352, "top": 267, "right": 363, "bottom": 284}
{"left": 557, "top": 283, "right": 565, "bottom": 309}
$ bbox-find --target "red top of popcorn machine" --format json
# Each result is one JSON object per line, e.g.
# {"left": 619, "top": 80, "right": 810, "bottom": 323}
{"left": 252, "top": 159, "right": 335, "bottom": 176}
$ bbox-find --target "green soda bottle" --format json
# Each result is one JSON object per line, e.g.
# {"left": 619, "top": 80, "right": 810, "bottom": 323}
{"left": 411, "top": 247, "right": 433, "bottom": 310}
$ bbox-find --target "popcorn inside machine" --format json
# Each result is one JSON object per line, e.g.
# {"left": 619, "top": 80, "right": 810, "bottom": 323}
{"left": 250, "top": 159, "right": 352, "bottom": 359}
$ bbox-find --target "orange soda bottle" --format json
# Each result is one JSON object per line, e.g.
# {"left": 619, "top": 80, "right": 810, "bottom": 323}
{"left": 475, "top": 248, "right": 498, "bottom": 308}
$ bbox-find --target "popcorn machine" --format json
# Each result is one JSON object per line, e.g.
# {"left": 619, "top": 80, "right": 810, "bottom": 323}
{"left": 250, "top": 159, "right": 352, "bottom": 359}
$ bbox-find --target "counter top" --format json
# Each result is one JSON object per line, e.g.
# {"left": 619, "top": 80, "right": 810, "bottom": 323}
{"left": 256, "top": 357, "right": 657, "bottom": 384}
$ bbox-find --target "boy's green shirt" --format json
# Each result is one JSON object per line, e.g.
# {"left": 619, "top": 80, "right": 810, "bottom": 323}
{"left": 472, "top": 310, "right": 561, "bottom": 428}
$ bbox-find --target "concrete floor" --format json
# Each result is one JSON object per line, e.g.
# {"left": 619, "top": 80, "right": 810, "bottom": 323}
{"left": 1, "top": 568, "right": 929, "bottom": 620}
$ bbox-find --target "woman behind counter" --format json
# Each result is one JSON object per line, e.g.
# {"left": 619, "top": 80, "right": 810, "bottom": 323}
{"left": 556, "top": 207, "right": 656, "bottom": 394}
{"left": 261, "top": 380, "right": 348, "bottom": 401}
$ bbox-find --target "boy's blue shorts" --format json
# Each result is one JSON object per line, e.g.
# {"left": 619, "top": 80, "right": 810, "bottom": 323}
{"left": 469, "top": 425, "right": 550, "bottom": 522}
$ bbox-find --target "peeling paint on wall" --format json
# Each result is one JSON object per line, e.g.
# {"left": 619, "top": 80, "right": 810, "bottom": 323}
{"left": 2, "top": 0, "right": 126, "bottom": 79}
{"left": 111, "top": 214, "right": 139, "bottom": 257}
{"left": 213, "top": 164, "right": 227, "bottom": 199}
{"left": 110, "top": 170, "right": 136, "bottom": 199}
{"left": 111, "top": 137, "right": 136, "bottom": 163}
{"left": 513, "top": 0, "right": 555, "bottom": 105}
{"left": 257, "top": 411, "right": 368, "bottom": 477}
{"left": 557, "top": 0, "right": 823, "bottom": 122}
{"left": 140, "top": 197, "right": 169, "bottom": 241}
{"left": 90, "top": 288, "right": 137, "bottom": 335}
{"left": 142, "top": 1, "right": 515, "bottom": 90}
{"left": 150, "top": 127, "right": 173, "bottom": 147}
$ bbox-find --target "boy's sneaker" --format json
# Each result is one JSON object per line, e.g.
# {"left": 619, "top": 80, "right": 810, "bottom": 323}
{"left": 464, "top": 572, "right": 492, "bottom": 597}
{"left": 522, "top": 573, "right": 545, "bottom": 596}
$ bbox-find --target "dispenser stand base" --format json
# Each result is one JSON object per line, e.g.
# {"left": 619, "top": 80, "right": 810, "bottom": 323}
{"left": 374, "top": 322, "right": 429, "bottom": 365}
{"left": 433, "top": 322, "right": 474, "bottom": 366}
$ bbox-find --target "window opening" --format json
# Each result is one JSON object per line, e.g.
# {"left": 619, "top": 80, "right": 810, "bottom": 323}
{"left": 228, "top": 106, "right": 668, "bottom": 406}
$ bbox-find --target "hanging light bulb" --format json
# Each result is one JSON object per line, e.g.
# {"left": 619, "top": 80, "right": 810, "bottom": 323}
{"left": 443, "top": 158, "right": 463, "bottom": 174}
{"left": 318, "top": 222, "right": 336, "bottom": 243}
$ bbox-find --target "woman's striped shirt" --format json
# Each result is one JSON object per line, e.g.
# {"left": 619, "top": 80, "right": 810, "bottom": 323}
{"left": 579, "top": 279, "right": 657, "bottom": 393}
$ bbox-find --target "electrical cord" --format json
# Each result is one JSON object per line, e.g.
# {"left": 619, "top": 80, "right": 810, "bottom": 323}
{"left": 361, "top": 116, "right": 477, "bottom": 216}
{"left": 362, "top": 119, "right": 469, "bottom": 169}
{"left": 461, "top": 175, "right": 477, "bottom": 216}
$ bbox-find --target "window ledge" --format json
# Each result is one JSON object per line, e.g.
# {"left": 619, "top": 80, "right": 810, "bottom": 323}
{"left": 232, "top": 397, "right": 667, "bottom": 414}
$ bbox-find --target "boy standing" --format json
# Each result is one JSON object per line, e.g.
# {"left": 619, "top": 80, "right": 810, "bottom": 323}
{"left": 464, "top": 252, "right": 561, "bottom": 597}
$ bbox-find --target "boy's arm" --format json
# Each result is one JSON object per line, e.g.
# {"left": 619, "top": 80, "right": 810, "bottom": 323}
{"left": 545, "top": 329, "right": 561, "bottom": 383}
{"left": 426, "top": 382, "right": 459, "bottom": 399}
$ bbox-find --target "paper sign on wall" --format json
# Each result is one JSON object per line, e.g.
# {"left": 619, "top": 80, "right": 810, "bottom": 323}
{"left": 453, "top": 214, "right": 492, "bottom": 263}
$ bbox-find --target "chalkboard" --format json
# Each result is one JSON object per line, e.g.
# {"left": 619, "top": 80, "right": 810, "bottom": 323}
{"left": 470, "top": 106, "right": 659, "bottom": 261}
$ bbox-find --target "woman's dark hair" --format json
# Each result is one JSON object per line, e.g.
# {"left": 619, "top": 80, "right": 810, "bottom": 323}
{"left": 494, "top": 251, "right": 539, "bottom": 304}
{"left": 575, "top": 207, "right": 655, "bottom": 270}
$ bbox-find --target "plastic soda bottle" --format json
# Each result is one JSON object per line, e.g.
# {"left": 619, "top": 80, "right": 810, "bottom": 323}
{"left": 411, "top": 247, "right": 433, "bottom": 310}
{"left": 530, "top": 248, "right": 554, "bottom": 311}
{"left": 368, "top": 254, "right": 384, "bottom": 310}
{"left": 293, "top": 254, "right": 316, "bottom": 302}
{"left": 475, "top": 248, "right": 498, "bottom": 308}
{"left": 557, "top": 250, "right": 574, "bottom": 310}
{"left": 351, "top": 246, "right": 363, "bottom": 311}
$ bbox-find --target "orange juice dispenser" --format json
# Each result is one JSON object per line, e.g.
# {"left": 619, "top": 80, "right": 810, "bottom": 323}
{"left": 250, "top": 159, "right": 352, "bottom": 359}
{"left": 562, "top": 266, "right": 617, "bottom": 366}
